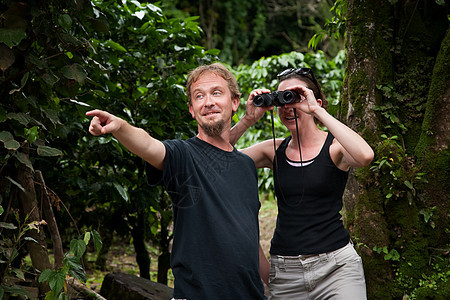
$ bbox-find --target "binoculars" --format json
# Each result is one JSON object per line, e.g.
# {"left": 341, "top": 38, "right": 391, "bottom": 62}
{"left": 253, "top": 90, "right": 300, "bottom": 107}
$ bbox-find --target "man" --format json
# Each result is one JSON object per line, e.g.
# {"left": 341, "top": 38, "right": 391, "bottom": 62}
{"left": 86, "top": 63, "right": 266, "bottom": 299}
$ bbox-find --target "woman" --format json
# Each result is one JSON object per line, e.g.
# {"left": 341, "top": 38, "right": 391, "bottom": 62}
{"left": 232, "top": 68, "right": 374, "bottom": 299}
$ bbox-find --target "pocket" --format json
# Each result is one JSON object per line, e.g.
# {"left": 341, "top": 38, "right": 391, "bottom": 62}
{"left": 334, "top": 243, "right": 362, "bottom": 266}
{"left": 269, "top": 259, "right": 279, "bottom": 284}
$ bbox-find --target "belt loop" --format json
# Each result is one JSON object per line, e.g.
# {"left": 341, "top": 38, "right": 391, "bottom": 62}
{"left": 319, "top": 253, "right": 328, "bottom": 262}
{"left": 278, "top": 255, "right": 286, "bottom": 271}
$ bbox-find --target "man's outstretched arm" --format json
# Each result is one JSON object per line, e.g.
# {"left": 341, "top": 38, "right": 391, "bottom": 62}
{"left": 86, "top": 109, "right": 166, "bottom": 170}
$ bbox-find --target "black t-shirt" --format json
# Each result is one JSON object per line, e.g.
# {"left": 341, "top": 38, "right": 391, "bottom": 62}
{"left": 270, "top": 132, "right": 350, "bottom": 255}
{"left": 147, "top": 137, "right": 265, "bottom": 299}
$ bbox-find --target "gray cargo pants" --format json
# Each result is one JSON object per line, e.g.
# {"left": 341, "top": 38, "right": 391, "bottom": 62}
{"left": 269, "top": 242, "right": 367, "bottom": 300}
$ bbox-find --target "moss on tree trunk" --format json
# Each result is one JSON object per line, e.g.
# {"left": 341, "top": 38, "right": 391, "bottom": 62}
{"left": 342, "top": 0, "right": 449, "bottom": 299}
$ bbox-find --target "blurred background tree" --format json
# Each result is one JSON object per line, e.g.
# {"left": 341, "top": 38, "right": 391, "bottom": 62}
{"left": 157, "top": 0, "right": 343, "bottom": 65}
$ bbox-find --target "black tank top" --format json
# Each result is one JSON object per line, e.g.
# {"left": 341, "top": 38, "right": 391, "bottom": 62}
{"left": 270, "top": 132, "right": 350, "bottom": 255}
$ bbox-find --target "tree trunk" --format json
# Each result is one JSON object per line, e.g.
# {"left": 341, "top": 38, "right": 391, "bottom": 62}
{"left": 131, "top": 211, "right": 150, "bottom": 279}
{"left": 157, "top": 250, "right": 170, "bottom": 285}
{"left": 95, "top": 227, "right": 113, "bottom": 270}
{"left": 342, "top": 1, "right": 449, "bottom": 299}
{"left": 157, "top": 191, "right": 172, "bottom": 285}
{"left": 35, "top": 170, "right": 64, "bottom": 268}
{"left": 16, "top": 154, "right": 51, "bottom": 294}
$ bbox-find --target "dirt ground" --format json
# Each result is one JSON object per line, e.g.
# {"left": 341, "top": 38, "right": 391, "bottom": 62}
{"left": 258, "top": 197, "right": 278, "bottom": 260}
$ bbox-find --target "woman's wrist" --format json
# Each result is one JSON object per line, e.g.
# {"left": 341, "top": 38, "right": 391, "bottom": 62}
{"left": 312, "top": 106, "right": 327, "bottom": 119}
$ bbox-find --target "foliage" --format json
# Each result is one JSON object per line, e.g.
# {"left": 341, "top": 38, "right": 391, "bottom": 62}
{"left": 369, "top": 134, "right": 428, "bottom": 205}
{"left": 71, "top": 0, "right": 218, "bottom": 282}
{"left": 372, "top": 241, "right": 450, "bottom": 300}
{"left": 38, "top": 231, "right": 101, "bottom": 300}
{"left": 232, "top": 49, "right": 346, "bottom": 194}
{"left": 160, "top": 0, "right": 343, "bottom": 65}
{"left": 373, "top": 245, "right": 400, "bottom": 262}
{"left": 0, "top": 209, "right": 44, "bottom": 298}
{"left": 368, "top": 75, "right": 446, "bottom": 300}
{"left": 395, "top": 253, "right": 450, "bottom": 300}
{"left": 309, "top": 0, "right": 347, "bottom": 50}
{"left": 0, "top": 0, "right": 216, "bottom": 295}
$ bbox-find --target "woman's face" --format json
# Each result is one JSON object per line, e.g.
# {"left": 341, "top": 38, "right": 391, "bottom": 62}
{"left": 277, "top": 78, "right": 311, "bottom": 129}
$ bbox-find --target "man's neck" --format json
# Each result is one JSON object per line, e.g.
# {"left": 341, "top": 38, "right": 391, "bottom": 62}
{"left": 197, "top": 131, "right": 234, "bottom": 152}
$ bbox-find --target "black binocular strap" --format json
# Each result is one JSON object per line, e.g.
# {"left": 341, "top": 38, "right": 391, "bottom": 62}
{"left": 270, "top": 108, "right": 305, "bottom": 207}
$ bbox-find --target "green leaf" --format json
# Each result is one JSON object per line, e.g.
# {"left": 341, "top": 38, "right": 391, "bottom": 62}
{"left": 0, "top": 221, "right": 17, "bottom": 229}
{"left": 0, "top": 28, "right": 27, "bottom": 47}
{"left": 0, "top": 205, "right": 4, "bottom": 215}
{"left": 144, "top": 3, "right": 163, "bottom": 15}
{"left": 205, "top": 48, "right": 220, "bottom": 55}
{"left": 404, "top": 180, "right": 413, "bottom": 190}
{"left": 70, "top": 239, "right": 86, "bottom": 258}
{"left": 7, "top": 112, "right": 31, "bottom": 125}
{"left": 13, "top": 152, "right": 34, "bottom": 171}
{"left": 23, "top": 236, "right": 39, "bottom": 244}
{"left": 61, "top": 63, "right": 87, "bottom": 84}
{"left": 0, "top": 44, "right": 15, "bottom": 72}
{"left": 67, "top": 256, "right": 86, "bottom": 282}
{"left": 12, "top": 268, "right": 25, "bottom": 280}
{"left": 44, "top": 290, "right": 59, "bottom": 300}
{"left": 113, "top": 182, "right": 129, "bottom": 202}
{"left": 25, "top": 126, "right": 39, "bottom": 143}
{"left": 5, "top": 176, "right": 25, "bottom": 192}
{"left": 37, "top": 145, "right": 63, "bottom": 157}
{"left": 83, "top": 232, "right": 91, "bottom": 245}
{"left": 58, "top": 14, "right": 72, "bottom": 31}
{"left": 92, "top": 230, "right": 103, "bottom": 252}
{"left": 3, "top": 139, "right": 20, "bottom": 150}
{"left": 39, "top": 269, "right": 54, "bottom": 283}
{"left": 20, "top": 72, "right": 29, "bottom": 88}
{"left": 0, "top": 107, "right": 6, "bottom": 122}
{"left": 8, "top": 249, "right": 19, "bottom": 261}
{"left": 0, "top": 131, "right": 13, "bottom": 141}
{"left": 0, "top": 131, "right": 20, "bottom": 150}
{"left": 134, "top": 10, "right": 145, "bottom": 20}
{"left": 105, "top": 40, "right": 127, "bottom": 52}
{"left": 41, "top": 72, "right": 60, "bottom": 87}
{"left": 49, "top": 270, "right": 65, "bottom": 295}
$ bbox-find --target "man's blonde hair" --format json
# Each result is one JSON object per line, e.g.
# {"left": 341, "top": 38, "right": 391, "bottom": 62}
{"left": 186, "top": 63, "right": 241, "bottom": 104}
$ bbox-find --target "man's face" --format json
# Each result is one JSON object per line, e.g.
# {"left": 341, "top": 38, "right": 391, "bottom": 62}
{"left": 189, "top": 71, "right": 239, "bottom": 137}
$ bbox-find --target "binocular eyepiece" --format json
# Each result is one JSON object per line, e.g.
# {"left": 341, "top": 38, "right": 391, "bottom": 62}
{"left": 253, "top": 90, "right": 300, "bottom": 107}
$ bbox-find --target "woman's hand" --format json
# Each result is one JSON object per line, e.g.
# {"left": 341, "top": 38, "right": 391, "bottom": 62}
{"left": 244, "top": 88, "right": 274, "bottom": 124}
{"left": 229, "top": 89, "right": 273, "bottom": 146}
{"left": 284, "top": 85, "right": 323, "bottom": 115}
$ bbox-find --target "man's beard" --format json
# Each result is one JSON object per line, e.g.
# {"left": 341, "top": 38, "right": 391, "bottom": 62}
{"left": 199, "top": 119, "right": 226, "bottom": 137}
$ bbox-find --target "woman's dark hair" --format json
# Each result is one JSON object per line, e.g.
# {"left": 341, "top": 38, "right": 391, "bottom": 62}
{"left": 279, "top": 71, "right": 328, "bottom": 126}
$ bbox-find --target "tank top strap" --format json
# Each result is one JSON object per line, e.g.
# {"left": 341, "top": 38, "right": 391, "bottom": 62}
{"left": 277, "top": 136, "right": 291, "bottom": 153}
{"left": 315, "top": 132, "right": 334, "bottom": 159}
{"left": 276, "top": 133, "right": 334, "bottom": 162}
